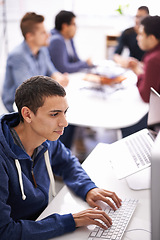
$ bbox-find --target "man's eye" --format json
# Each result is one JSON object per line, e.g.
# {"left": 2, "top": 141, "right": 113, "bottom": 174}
{"left": 51, "top": 113, "right": 58, "bottom": 117}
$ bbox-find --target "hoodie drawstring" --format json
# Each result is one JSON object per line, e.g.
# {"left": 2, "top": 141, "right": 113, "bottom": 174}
{"left": 15, "top": 150, "right": 56, "bottom": 201}
{"left": 15, "top": 159, "right": 27, "bottom": 200}
{"left": 44, "top": 150, "right": 56, "bottom": 197}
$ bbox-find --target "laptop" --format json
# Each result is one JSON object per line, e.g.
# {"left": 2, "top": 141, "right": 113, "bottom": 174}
{"left": 108, "top": 88, "right": 160, "bottom": 184}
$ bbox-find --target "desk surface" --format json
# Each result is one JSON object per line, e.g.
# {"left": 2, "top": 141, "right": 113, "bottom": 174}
{"left": 66, "top": 70, "right": 149, "bottom": 129}
{"left": 38, "top": 143, "right": 151, "bottom": 240}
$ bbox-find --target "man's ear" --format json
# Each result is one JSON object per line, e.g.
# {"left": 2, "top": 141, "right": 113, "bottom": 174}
{"left": 61, "top": 23, "right": 68, "bottom": 31}
{"left": 21, "top": 106, "right": 32, "bottom": 123}
{"left": 25, "top": 32, "right": 34, "bottom": 42}
{"left": 148, "top": 34, "right": 159, "bottom": 47}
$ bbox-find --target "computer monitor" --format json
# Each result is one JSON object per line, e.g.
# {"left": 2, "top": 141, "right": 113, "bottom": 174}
{"left": 151, "top": 130, "right": 160, "bottom": 240}
{"left": 148, "top": 87, "right": 160, "bottom": 131}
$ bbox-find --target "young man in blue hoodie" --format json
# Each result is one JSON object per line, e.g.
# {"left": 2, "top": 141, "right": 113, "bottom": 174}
{"left": 0, "top": 75, "right": 121, "bottom": 240}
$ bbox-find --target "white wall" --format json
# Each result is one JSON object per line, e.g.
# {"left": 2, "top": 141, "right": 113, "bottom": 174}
{"left": 1, "top": 0, "right": 160, "bottom": 60}
{"left": 0, "top": 0, "right": 160, "bottom": 77}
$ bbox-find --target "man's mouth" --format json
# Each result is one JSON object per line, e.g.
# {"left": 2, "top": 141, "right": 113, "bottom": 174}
{"left": 54, "top": 130, "right": 64, "bottom": 136}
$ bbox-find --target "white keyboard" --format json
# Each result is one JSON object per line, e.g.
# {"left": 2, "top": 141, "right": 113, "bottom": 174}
{"left": 88, "top": 198, "right": 138, "bottom": 240}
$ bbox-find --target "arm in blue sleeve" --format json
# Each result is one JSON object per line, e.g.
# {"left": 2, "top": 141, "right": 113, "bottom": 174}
{"left": 0, "top": 159, "right": 75, "bottom": 240}
{"left": 50, "top": 140, "right": 97, "bottom": 200}
{"left": 48, "top": 38, "right": 89, "bottom": 73}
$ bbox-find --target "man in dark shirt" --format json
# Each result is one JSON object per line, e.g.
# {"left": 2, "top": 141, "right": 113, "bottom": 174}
{"left": 113, "top": 6, "right": 149, "bottom": 68}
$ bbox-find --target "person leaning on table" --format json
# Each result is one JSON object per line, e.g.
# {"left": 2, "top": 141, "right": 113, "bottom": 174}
{"left": 48, "top": 10, "right": 95, "bottom": 150}
{"left": 0, "top": 75, "right": 122, "bottom": 240}
{"left": 2, "top": 12, "right": 69, "bottom": 113}
{"left": 121, "top": 15, "right": 160, "bottom": 137}
{"left": 48, "top": 10, "right": 94, "bottom": 73}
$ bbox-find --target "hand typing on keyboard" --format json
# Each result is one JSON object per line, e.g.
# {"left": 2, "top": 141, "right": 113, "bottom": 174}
{"left": 73, "top": 207, "right": 113, "bottom": 230}
{"left": 86, "top": 188, "right": 122, "bottom": 210}
{"left": 73, "top": 188, "right": 122, "bottom": 230}
{"left": 88, "top": 198, "right": 138, "bottom": 240}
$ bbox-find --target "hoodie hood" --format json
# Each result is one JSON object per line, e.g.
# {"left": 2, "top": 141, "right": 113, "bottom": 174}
{"left": 0, "top": 112, "right": 49, "bottom": 159}
{"left": 0, "top": 112, "right": 24, "bottom": 159}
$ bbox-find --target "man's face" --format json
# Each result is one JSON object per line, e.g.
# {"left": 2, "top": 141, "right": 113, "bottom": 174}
{"left": 134, "top": 9, "right": 149, "bottom": 33}
{"left": 29, "top": 96, "right": 68, "bottom": 142}
{"left": 137, "top": 25, "right": 151, "bottom": 51}
{"left": 65, "top": 17, "right": 77, "bottom": 39}
{"left": 30, "top": 22, "right": 49, "bottom": 47}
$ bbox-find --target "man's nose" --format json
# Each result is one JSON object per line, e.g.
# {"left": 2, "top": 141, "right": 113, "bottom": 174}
{"left": 59, "top": 116, "right": 68, "bottom": 128}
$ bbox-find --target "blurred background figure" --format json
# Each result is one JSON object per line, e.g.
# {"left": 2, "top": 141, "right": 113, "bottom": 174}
{"left": 48, "top": 10, "right": 94, "bottom": 73}
{"left": 121, "top": 15, "right": 160, "bottom": 137}
{"left": 48, "top": 10, "right": 95, "bottom": 153}
{"left": 113, "top": 6, "right": 149, "bottom": 68}
{"left": 2, "top": 12, "right": 69, "bottom": 113}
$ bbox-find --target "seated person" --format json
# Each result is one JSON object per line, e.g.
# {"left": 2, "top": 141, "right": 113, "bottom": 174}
{"left": 2, "top": 12, "right": 69, "bottom": 113}
{"left": 121, "top": 15, "right": 160, "bottom": 137}
{"left": 0, "top": 75, "right": 122, "bottom": 239}
{"left": 48, "top": 10, "right": 93, "bottom": 73}
{"left": 113, "top": 6, "right": 149, "bottom": 68}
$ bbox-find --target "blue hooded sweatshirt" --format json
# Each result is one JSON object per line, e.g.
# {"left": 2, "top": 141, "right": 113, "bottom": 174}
{"left": 0, "top": 112, "right": 97, "bottom": 240}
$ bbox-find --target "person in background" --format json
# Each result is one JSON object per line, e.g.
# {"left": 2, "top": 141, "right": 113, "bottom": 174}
{"left": 113, "top": 6, "right": 149, "bottom": 68}
{"left": 121, "top": 15, "right": 160, "bottom": 137}
{"left": 0, "top": 75, "right": 122, "bottom": 239}
{"left": 2, "top": 12, "right": 69, "bottom": 113}
{"left": 48, "top": 10, "right": 94, "bottom": 150}
{"left": 48, "top": 10, "right": 94, "bottom": 73}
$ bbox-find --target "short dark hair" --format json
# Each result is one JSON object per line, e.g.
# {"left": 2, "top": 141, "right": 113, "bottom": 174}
{"left": 138, "top": 6, "right": 149, "bottom": 15}
{"left": 55, "top": 10, "right": 76, "bottom": 31}
{"left": 141, "top": 15, "right": 160, "bottom": 40}
{"left": 15, "top": 76, "right": 66, "bottom": 122}
{"left": 20, "top": 12, "right": 44, "bottom": 38}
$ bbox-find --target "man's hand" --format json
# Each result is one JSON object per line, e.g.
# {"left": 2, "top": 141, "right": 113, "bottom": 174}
{"left": 73, "top": 207, "right": 112, "bottom": 229}
{"left": 86, "top": 58, "right": 94, "bottom": 67}
{"left": 128, "top": 58, "right": 144, "bottom": 75}
{"left": 52, "top": 72, "right": 69, "bottom": 87}
{"left": 86, "top": 188, "right": 122, "bottom": 210}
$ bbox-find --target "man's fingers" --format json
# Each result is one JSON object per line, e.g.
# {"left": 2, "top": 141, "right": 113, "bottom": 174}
{"left": 95, "top": 190, "right": 122, "bottom": 209}
{"left": 89, "top": 211, "right": 112, "bottom": 228}
{"left": 73, "top": 208, "right": 112, "bottom": 228}
{"left": 88, "top": 200, "right": 102, "bottom": 209}
{"left": 97, "top": 195, "right": 120, "bottom": 211}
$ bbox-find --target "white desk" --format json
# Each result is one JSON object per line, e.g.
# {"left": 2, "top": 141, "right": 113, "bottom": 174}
{"left": 38, "top": 143, "right": 151, "bottom": 240}
{"left": 66, "top": 71, "right": 149, "bottom": 129}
